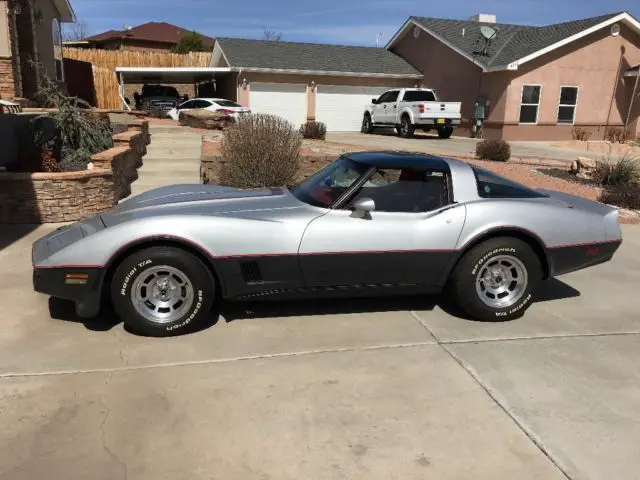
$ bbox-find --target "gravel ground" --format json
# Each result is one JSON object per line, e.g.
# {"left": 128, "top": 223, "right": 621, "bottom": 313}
{"left": 199, "top": 139, "right": 639, "bottom": 223}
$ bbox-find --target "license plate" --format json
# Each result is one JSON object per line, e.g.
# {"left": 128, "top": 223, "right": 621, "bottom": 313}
{"left": 437, "top": 118, "right": 445, "bottom": 124}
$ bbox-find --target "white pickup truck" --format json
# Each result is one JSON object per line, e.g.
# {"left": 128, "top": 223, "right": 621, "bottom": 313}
{"left": 362, "top": 88, "right": 462, "bottom": 139}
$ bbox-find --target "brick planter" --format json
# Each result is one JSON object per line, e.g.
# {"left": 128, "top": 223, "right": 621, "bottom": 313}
{"left": 0, "top": 170, "right": 116, "bottom": 223}
{"left": 0, "top": 119, "right": 151, "bottom": 224}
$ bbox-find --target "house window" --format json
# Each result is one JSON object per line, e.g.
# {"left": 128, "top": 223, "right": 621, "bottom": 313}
{"left": 557, "top": 86, "right": 579, "bottom": 124}
{"left": 52, "top": 18, "right": 64, "bottom": 81}
{"left": 519, "top": 85, "right": 541, "bottom": 124}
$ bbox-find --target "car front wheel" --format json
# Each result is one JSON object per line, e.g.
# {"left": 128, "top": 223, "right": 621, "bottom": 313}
{"left": 111, "top": 246, "right": 215, "bottom": 336}
{"left": 362, "top": 114, "right": 374, "bottom": 133}
{"left": 449, "top": 237, "right": 542, "bottom": 322}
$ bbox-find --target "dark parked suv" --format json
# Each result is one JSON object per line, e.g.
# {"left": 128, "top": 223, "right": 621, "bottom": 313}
{"left": 135, "top": 85, "right": 182, "bottom": 116}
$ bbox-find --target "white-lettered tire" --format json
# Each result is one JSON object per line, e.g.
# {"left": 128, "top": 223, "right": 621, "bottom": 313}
{"left": 111, "top": 246, "right": 215, "bottom": 336}
{"left": 449, "top": 237, "right": 542, "bottom": 322}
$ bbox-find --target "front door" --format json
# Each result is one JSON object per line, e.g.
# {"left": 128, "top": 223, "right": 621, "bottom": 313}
{"left": 378, "top": 90, "right": 399, "bottom": 124}
{"left": 298, "top": 168, "right": 466, "bottom": 287}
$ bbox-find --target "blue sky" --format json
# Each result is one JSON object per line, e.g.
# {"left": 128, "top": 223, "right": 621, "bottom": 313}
{"left": 70, "top": 0, "right": 640, "bottom": 46}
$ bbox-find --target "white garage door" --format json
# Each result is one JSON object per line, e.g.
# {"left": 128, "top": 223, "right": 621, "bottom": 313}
{"left": 316, "top": 85, "right": 391, "bottom": 132}
{"left": 250, "top": 83, "right": 307, "bottom": 127}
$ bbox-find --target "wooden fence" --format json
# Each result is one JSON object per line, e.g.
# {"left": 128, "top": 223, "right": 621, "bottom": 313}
{"left": 63, "top": 48, "right": 211, "bottom": 109}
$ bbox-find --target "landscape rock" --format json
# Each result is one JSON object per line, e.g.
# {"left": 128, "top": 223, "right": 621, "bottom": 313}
{"left": 179, "top": 109, "right": 235, "bottom": 130}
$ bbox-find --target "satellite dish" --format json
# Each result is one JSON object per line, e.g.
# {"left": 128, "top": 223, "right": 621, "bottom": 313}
{"left": 480, "top": 25, "right": 497, "bottom": 40}
{"left": 611, "top": 24, "right": 621, "bottom": 36}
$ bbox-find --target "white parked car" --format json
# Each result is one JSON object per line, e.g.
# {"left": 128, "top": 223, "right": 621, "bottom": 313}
{"left": 167, "top": 98, "right": 251, "bottom": 121}
{"left": 362, "top": 88, "right": 462, "bottom": 139}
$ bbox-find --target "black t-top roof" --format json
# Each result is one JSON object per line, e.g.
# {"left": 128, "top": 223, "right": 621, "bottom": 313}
{"left": 343, "top": 151, "right": 451, "bottom": 171}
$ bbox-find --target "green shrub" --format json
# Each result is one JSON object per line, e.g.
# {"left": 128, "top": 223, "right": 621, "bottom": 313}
{"left": 475, "top": 139, "right": 511, "bottom": 162}
{"left": 219, "top": 113, "right": 302, "bottom": 188}
{"left": 299, "top": 121, "right": 327, "bottom": 140}
{"left": 599, "top": 183, "right": 640, "bottom": 210}
{"left": 31, "top": 66, "right": 113, "bottom": 171}
{"left": 604, "top": 127, "right": 633, "bottom": 144}
{"left": 571, "top": 127, "right": 591, "bottom": 141}
{"left": 592, "top": 155, "right": 640, "bottom": 187}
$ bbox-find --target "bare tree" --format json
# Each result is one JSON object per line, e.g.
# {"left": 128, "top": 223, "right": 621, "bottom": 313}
{"left": 62, "top": 20, "right": 90, "bottom": 42}
{"left": 263, "top": 28, "right": 283, "bottom": 41}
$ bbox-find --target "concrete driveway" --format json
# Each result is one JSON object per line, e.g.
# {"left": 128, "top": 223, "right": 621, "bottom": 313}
{"left": 326, "top": 131, "right": 610, "bottom": 162}
{"left": 1, "top": 224, "right": 639, "bottom": 479}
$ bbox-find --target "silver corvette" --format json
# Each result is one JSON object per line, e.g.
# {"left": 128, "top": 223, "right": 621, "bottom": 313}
{"left": 33, "top": 152, "right": 622, "bottom": 336}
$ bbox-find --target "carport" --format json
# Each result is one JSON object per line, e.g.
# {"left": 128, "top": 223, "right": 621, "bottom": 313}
{"left": 114, "top": 67, "right": 235, "bottom": 110}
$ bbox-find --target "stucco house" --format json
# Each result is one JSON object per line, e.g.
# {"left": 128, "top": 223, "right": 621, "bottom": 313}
{"left": 388, "top": 11, "right": 640, "bottom": 140}
{"left": 0, "top": 0, "right": 75, "bottom": 102}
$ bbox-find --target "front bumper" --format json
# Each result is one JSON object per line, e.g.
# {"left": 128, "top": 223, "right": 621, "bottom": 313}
{"left": 33, "top": 267, "right": 105, "bottom": 318}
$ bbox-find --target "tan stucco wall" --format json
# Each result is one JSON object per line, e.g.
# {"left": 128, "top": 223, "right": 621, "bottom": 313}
{"left": 505, "top": 24, "right": 640, "bottom": 129}
{"left": 0, "top": 0, "right": 10, "bottom": 57}
{"left": 390, "top": 27, "right": 483, "bottom": 120}
{"left": 34, "top": 0, "right": 62, "bottom": 82}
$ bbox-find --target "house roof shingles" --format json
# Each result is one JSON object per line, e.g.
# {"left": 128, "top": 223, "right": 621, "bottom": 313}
{"left": 215, "top": 37, "right": 422, "bottom": 76}
{"left": 410, "top": 12, "right": 623, "bottom": 68}
{"left": 86, "top": 22, "right": 215, "bottom": 48}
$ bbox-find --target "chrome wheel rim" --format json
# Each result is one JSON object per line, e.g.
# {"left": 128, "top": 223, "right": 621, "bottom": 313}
{"left": 475, "top": 255, "right": 528, "bottom": 309}
{"left": 131, "top": 265, "right": 194, "bottom": 324}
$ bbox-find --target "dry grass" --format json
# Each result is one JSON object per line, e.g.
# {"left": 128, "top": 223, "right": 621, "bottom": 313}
{"left": 64, "top": 48, "right": 211, "bottom": 109}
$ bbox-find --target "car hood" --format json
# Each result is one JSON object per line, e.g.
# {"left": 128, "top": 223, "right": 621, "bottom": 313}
{"left": 100, "top": 184, "right": 304, "bottom": 227}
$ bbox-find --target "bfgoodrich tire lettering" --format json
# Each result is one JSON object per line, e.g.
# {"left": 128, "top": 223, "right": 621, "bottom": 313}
{"left": 111, "top": 246, "right": 215, "bottom": 336}
{"left": 450, "top": 237, "right": 542, "bottom": 322}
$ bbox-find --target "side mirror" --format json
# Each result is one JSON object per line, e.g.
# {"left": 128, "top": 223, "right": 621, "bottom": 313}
{"left": 351, "top": 197, "right": 375, "bottom": 217}
{"left": 371, "top": 98, "right": 379, "bottom": 104}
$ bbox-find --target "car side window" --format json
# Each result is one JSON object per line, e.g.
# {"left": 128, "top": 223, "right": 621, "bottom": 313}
{"left": 179, "top": 100, "right": 194, "bottom": 110}
{"left": 386, "top": 90, "right": 400, "bottom": 102}
{"left": 376, "top": 92, "right": 391, "bottom": 104}
{"left": 472, "top": 166, "right": 548, "bottom": 198}
{"left": 346, "top": 168, "right": 449, "bottom": 213}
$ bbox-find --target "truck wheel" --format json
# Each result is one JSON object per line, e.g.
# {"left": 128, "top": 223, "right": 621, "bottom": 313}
{"left": 111, "top": 246, "right": 215, "bottom": 337}
{"left": 448, "top": 237, "right": 542, "bottom": 322}
{"left": 361, "top": 114, "right": 374, "bottom": 134}
{"left": 399, "top": 116, "right": 415, "bottom": 138}
{"left": 437, "top": 126, "right": 454, "bottom": 139}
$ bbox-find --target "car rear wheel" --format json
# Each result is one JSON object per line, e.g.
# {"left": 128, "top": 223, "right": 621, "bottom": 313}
{"left": 111, "top": 246, "right": 215, "bottom": 337}
{"left": 437, "top": 126, "right": 453, "bottom": 139}
{"left": 449, "top": 237, "right": 542, "bottom": 322}
{"left": 399, "top": 116, "right": 415, "bottom": 138}
{"left": 362, "top": 113, "right": 374, "bottom": 133}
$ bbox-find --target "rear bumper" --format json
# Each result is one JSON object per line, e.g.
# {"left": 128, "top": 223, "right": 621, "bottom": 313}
{"left": 33, "top": 267, "right": 105, "bottom": 318}
{"left": 548, "top": 239, "right": 622, "bottom": 276}
{"left": 415, "top": 118, "right": 461, "bottom": 126}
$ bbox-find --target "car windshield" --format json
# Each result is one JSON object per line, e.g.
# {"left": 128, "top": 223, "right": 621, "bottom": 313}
{"left": 215, "top": 100, "right": 242, "bottom": 107}
{"left": 290, "top": 157, "right": 371, "bottom": 208}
